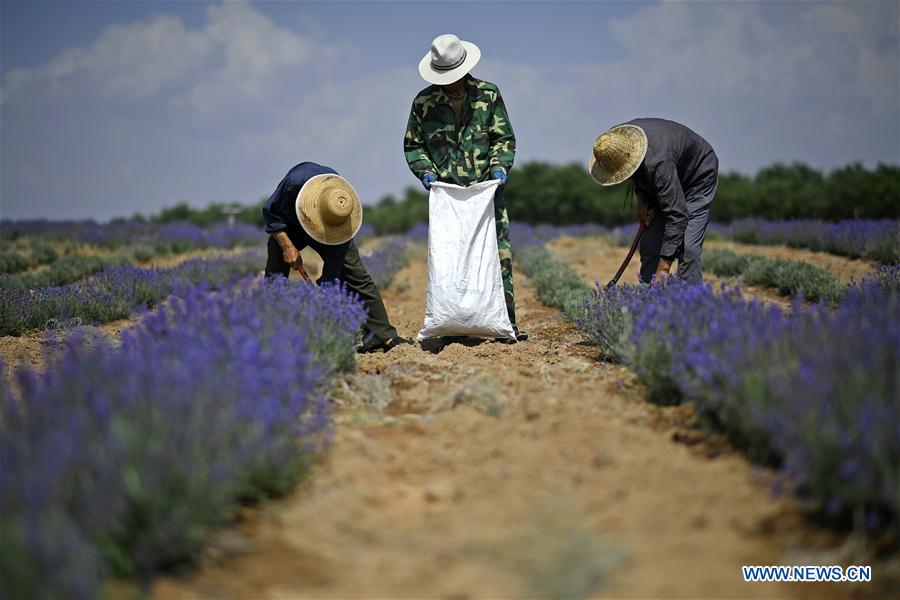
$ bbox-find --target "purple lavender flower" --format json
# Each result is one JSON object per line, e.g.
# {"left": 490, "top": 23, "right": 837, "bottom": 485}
{"left": 575, "top": 267, "right": 900, "bottom": 533}
{"left": 1, "top": 278, "right": 366, "bottom": 597}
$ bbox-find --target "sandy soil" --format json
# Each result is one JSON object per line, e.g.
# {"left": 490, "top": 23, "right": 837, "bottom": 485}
{"left": 149, "top": 245, "right": 873, "bottom": 600}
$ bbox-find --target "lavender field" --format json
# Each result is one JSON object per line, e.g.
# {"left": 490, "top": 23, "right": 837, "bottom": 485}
{"left": 1, "top": 217, "right": 897, "bottom": 598}
{"left": 0, "top": 220, "right": 412, "bottom": 596}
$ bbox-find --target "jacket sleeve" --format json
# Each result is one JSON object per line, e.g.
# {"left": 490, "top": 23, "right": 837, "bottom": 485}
{"left": 403, "top": 100, "right": 436, "bottom": 180}
{"left": 649, "top": 161, "right": 688, "bottom": 257}
{"left": 262, "top": 176, "right": 289, "bottom": 234}
{"left": 488, "top": 91, "right": 516, "bottom": 174}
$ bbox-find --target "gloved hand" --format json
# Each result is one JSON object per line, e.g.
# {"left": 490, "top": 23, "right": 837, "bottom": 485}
{"left": 422, "top": 173, "right": 437, "bottom": 191}
{"left": 491, "top": 168, "right": 508, "bottom": 190}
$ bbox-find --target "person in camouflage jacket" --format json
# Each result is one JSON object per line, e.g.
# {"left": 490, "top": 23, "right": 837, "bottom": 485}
{"left": 405, "top": 34, "right": 526, "bottom": 341}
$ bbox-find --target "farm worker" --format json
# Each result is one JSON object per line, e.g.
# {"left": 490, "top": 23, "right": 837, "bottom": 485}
{"left": 262, "top": 162, "right": 414, "bottom": 353}
{"left": 589, "top": 119, "right": 719, "bottom": 284}
{"left": 403, "top": 34, "right": 528, "bottom": 342}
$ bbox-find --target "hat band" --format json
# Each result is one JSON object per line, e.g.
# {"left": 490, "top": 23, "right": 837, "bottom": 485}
{"left": 432, "top": 49, "right": 467, "bottom": 71}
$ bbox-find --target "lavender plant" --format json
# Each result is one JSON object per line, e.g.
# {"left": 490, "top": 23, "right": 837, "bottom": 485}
{"left": 704, "top": 249, "right": 844, "bottom": 302}
{"left": 354, "top": 222, "right": 376, "bottom": 246}
{"left": 518, "top": 245, "right": 590, "bottom": 319}
{"left": 0, "top": 254, "right": 128, "bottom": 290}
{"left": 30, "top": 242, "right": 59, "bottom": 265}
{"left": 0, "top": 251, "right": 30, "bottom": 274}
{"left": 1, "top": 219, "right": 263, "bottom": 255}
{"left": 361, "top": 237, "right": 409, "bottom": 291}
{"left": 718, "top": 218, "right": 900, "bottom": 264}
{"left": 0, "top": 250, "right": 264, "bottom": 336}
{"left": 575, "top": 269, "right": 900, "bottom": 533}
{"left": 0, "top": 278, "right": 366, "bottom": 597}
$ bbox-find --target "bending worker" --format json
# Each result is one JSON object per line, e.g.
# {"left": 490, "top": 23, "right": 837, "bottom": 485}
{"left": 590, "top": 118, "right": 719, "bottom": 284}
{"left": 262, "top": 161, "right": 413, "bottom": 353}
{"left": 403, "top": 34, "right": 527, "bottom": 342}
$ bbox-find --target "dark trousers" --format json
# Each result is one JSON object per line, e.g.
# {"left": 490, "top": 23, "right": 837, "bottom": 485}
{"left": 264, "top": 230, "right": 398, "bottom": 348}
{"left": 639, "top": 178, "right": 718, "bottom": 285}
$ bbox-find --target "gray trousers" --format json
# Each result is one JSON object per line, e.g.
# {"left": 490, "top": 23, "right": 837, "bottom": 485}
{"left": 640, "top": 179, "right": 718, "bottom": 284}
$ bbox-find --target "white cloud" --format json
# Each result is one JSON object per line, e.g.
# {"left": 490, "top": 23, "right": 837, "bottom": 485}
{"left": 1, "top": 1, "right": 897, "bottom": 220}
{"left": 581, "top": 1, "right": 900, "bottom": 167}
{"left": 482, "top": 1, "right": 899, "bottom": 176}
{"left": 2, "top": 1, "right": 320, "bottom": 110}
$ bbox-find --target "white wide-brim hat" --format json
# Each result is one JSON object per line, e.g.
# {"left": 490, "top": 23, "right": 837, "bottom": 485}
{"left": 418, "top": 34, "right": 481, "bottom": 85}
{"left": 588, "top": 124, "right": 648, "bottom": 186}
{"left": 296, "top": 174, "right": 363, "bottom": 245}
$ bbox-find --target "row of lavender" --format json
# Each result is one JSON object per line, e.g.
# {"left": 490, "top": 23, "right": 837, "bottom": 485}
{"left": 0, "top": 224, "right": 404, "bottom": 336}
{"left": 0, "top": 251, "right": 265, "bottom": 336}
{"left": 709, "top": 218, "right": 900, "bottom": 264}
{"left": 0, "top": 233, "right": 416, "bottom": 596}
{"left": 512, "top": 223, "right": 899, "bottom": 535}
{"left": 0, "top": 279, "right": 366, "bottom": 597}
{"left": 1, "top": 219, "right": 262, "bottom": 252}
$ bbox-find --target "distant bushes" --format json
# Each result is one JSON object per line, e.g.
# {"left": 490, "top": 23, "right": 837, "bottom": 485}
{"left": 80, "top": 161, "right": 898, "bottom": 236}
{"left": 0, "top": 278, "right": 366, "bottom": 597}
{"left": 361, "top": 161, "right": 899, "bottom": 233}
{"left": 704, "top": 250, "right": 844, "bottom": 302}
{"left": 1, "top": 220, "right": 262, "bottom": 254}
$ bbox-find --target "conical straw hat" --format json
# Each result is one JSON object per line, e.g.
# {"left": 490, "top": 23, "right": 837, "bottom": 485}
{"left": 296, "top": 174, "right": 363, "bottom": 245}
{"left": 588, "top": 124, "right": 648, "bottom": 186}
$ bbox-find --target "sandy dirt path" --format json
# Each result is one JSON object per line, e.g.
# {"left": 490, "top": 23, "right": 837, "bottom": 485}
{"left": 150, "top": 244, "right": 863, "bottom": 600}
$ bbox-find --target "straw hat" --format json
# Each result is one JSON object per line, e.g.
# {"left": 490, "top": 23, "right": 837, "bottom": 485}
{"left": 588, "top": 124, "right": 648, "bottom": 186}
{"left": 295, "top": 174, "right": 363, "bottom": 245}
{"left": 419, "top": 34, "right": 481, "bottom": 85}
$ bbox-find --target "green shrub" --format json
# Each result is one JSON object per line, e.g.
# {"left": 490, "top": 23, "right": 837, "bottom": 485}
{"left": 703, "top": 249, "right": 760, "bottom": 278}
{"left": 30, "top": 243, "right": 58, "bottom": 266}
{"left": 517, "top": 245, "right": 590, "bottom": 319}
{"left": 704, "top": 249, "right": 843, "bottom": 302}
{"left": 0, "top": 251, "right": 30, "bottom": 274}
{"left": 132, "top": 245, "right": 156, "bottom": 263}
{"left": 742, "top": 259, "right": 843, "bottom": 302}
{"left": 0, "top": 255, "right": 128, "bottom": 290}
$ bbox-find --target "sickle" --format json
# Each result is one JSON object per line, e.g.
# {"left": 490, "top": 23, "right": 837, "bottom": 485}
{"left": 606, "top": 221, "right": 647, "bottom": 289}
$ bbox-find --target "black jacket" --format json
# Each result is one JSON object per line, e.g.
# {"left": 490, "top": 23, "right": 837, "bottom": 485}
{"left": 628, "top": 118, "right": 718, "bottom": 257}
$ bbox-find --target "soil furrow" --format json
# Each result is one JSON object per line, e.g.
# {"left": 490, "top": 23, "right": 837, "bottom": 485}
{"left": 152, "top": 245, "right": 854, "bottom": 599}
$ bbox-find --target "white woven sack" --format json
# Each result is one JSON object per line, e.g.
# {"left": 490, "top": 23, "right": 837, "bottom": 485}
{"left": 418, "top": 180, "right": 516, "bottom": 341}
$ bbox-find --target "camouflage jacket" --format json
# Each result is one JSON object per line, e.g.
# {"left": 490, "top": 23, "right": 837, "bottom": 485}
{"left": 403, "top": 76, "right": 515, "bottom": 186}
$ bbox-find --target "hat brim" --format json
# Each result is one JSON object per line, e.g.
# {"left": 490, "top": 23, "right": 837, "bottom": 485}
{"left": 296, "top": 174, "right": 363, "bottom": 246}
{"left": 588, "top": 124, "right": 648, "bottom": 186}
{"left": 418, "top": 41, "right": 481, "bottom": 85}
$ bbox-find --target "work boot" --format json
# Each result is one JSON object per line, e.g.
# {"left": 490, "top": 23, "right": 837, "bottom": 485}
{"left": 358, "top": 336, "right": 415, "bottom": 354}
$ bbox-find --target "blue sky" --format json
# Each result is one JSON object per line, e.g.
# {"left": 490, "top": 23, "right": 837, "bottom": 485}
{"left": 2, "top": 0, "right": 898, "bottom": 220}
